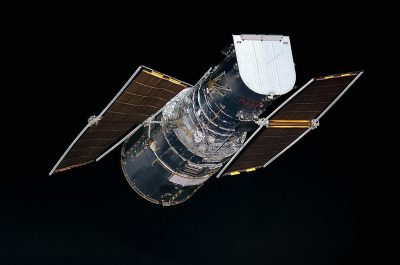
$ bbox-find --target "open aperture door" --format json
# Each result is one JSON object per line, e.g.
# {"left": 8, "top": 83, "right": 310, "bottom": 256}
{"left": 50, "top": 66, "right": 190, "bottom": 175}
{"left": 218, "top": 71, "right": 363, "bottom": 177}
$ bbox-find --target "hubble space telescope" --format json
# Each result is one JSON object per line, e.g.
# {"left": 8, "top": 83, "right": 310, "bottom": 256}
{"left": 50, "top": 34, "right": 363, "bottom": 206}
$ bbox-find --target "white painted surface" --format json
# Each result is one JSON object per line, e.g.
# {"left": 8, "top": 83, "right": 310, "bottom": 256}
{"left": 169, "top": 174, "right": 210, "bottom": 186}
{"left": 233, "top": 34, "right": 296, "bottom": 96}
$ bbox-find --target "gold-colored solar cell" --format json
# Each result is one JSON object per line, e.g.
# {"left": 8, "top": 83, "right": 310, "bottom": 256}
{"left": 223, "top": 71, "right": 362, "bottom": 176}
{"left": 51, "top": 66, "right": 190, "bottom": 174}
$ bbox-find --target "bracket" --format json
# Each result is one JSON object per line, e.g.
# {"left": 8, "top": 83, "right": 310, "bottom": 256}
{"left": 255, "top": 118, "right": 268, "bottom": 127}
{"left": 88, "top": 115, "right": 102, "bottom": 126}
{"left": 311, "top": 119, "right": 320, "bottom": 130}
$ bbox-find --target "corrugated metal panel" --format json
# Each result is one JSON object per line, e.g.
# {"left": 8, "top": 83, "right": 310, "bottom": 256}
{"left": 50, "top": 66, "right": 190, "bottom": 175}
{"left": 233, "top": 34, "right": 296, "bottom": 96}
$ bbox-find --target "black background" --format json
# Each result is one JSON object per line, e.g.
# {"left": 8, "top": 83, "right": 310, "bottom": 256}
{"left": 2, "top": 5, "right": 384, "bottom": 265}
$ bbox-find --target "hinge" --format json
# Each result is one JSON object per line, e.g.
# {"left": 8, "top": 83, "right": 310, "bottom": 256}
{"left": 88, "top": 115, "right": 102, "bottom": 126}
{"left": 311, "top": 119, "right": 320, "bottom": 130}
{"left": 255, "top": 118, "right": 268, "bottom": 127}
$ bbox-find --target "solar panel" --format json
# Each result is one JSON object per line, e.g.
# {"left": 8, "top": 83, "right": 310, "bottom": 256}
{"left": 218, "top": 71, "right": 363, "bottom": 177}
{"left": 49, "top": 66, "right": 190, "bottom": 175}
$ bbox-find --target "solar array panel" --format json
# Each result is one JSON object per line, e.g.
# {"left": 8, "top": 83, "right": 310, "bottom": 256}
{"left": 220, "top": 71, "right": 363, "bottom": 177}
{"left": 271, "top": 73, "right": 359, "bottom": 121}
{"left": 50, "top": 66, "right": 189, "bottom": 175}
